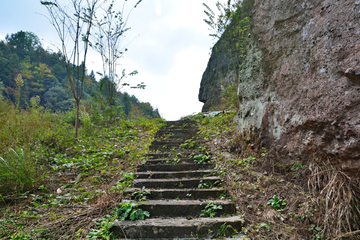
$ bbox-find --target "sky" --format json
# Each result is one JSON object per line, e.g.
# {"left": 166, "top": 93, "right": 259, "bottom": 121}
{"left": 0, "top": 0, "right": 219, "bottom": 120}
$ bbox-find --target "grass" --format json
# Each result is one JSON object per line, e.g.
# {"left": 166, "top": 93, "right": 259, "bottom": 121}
{"left": 0, "top": 97, "right": 164, "bottom": 239}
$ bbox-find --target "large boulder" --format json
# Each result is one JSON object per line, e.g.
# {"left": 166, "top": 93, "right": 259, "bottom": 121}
{"left": 235, "top": 0, "right": 360, "bottom": 171}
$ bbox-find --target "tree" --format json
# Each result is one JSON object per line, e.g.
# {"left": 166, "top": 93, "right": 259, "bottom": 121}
{"left": 41, "top": 0, "right": 100, "bottom": 138}
{"left": 5, "top": 31, "right": 41, "bottom": 59}
{"left": 91, "top": 0, "right": 144, "bottom": 111}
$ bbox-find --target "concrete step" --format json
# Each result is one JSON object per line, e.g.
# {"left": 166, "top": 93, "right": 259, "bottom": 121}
{"left": 155, "top": 128, "right": 198, "bottom": 140}
{"left": 111, "top": 216, "right": 244, "bottom": 240}
{"left": 144, "top": 158, "right": 195, "bottom": 165}
{"left": 111, "top": 216, "right": 244, "bottom": 239}
{"left": 124, "top": 199, "right": 236, "bottom": 218}
{"left": 112, "top": 216, "right": 244, "bottom": 239}
{"left": 146, "top": 151, "right": 202, "bottom": 159}
{"left": 137, "top": 163, "right": 214, "bottom": 172}
{"left": 124, "top": 188, "right": 228, "bottom": 200}
{"left": 135, "top": 169, "right": 217, "bottom": 179}
{"left": 163, "top": 120, "right": 197, "bottom": 129}
{"left": 133, "top": 176, "right": 222, "bottom": 189}
{"left": 149, "top": 140, "right": 207, "bottom": 152}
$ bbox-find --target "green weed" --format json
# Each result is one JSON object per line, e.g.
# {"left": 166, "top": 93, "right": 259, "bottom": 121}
{"left": 200, "top": 201, "right": 222, "bottom": 218}
{"left": 267, "top": 195, "right": 286, "bottom": 210}
{"left": 116, "top": 202, "right": 150, "bottom": 221}
{"left": 193, "top": 154, "right": 211, "bottom": 164}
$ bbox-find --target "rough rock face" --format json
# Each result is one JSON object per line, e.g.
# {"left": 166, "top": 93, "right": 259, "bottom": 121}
{"left": 198, "top": 37, "right": 238, "bottom": 112}
{"left": 234, "top": 0, "right": 360, "bottom": 171}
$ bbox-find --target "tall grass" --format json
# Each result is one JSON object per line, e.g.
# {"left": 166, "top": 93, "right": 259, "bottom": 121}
{"left": 0, "top": 148, "right": 37, "bottom": 193}
{"left": 308, "top": 159, "right": 360, "bottom": 237}
{"left": 0, "top": 98, "right": 55, "bottom": 194}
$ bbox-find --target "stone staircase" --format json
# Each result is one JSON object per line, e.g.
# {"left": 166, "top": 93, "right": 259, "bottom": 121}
{"left": 111, "top": 119, "right": 244, "bottom": 239}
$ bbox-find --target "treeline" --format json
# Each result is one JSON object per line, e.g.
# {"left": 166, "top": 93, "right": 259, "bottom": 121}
{"left": 0, "top": 30, "right": 159, "bottom": 118}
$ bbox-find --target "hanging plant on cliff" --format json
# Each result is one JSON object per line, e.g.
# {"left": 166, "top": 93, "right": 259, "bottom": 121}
{"left": 203, "top": 0, "right": 253, "bottom": 73}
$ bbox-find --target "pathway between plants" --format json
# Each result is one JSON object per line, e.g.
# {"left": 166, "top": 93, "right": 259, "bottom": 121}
{"left": 111, "top": 119, "right": 244, "bottom": 239}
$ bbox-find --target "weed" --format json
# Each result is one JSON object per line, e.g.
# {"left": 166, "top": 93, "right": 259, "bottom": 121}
{"left": 180, "top": 139, "right": 195, "bottom": 149}
{"left": 87, "top": 215, "right": 115, "bottom": 239}
{"left": 116, "top": 201, "right": 150, "bottom": 221}
{"left": 217, "top": 222, "right": 239, "bottom": 237}
{"left": 193, "top": 154, "right": 211, "bottom": 164}
{"left": 200, "top": 201, "right": 222, "bottom": 218}
{"left": 267, "top": 195, "right": 286, "bottom": 210}
{"left": 198, "top": 180, "right": 212, "bottom": 189}
{"left": 0, "top": 148, "right": 37, "bottom": 193}
{"left": 132, "top": 186, "right": 151, "bottom": 201}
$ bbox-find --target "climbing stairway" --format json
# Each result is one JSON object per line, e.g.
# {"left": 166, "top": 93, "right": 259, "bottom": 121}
{"left": 111, "top": 119, "right": 244, "bottom": 239}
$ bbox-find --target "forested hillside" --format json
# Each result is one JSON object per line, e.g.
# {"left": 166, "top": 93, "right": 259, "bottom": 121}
{"left": 0, "top": 30, "right": 159, "bottom": 118}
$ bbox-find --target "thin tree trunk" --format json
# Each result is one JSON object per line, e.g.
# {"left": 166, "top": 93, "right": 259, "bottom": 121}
{"left": 75, "top": 99, "right": 80, "bottom": 138}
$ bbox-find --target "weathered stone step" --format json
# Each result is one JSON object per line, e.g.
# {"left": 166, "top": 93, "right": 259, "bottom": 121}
{"left": 124, "top": 188, "right": 228, "bottom": 200}
{"left": 126, "top": 199, "right": 235, "bottom": 218}
{"left": 149, "top": 140, "right": 206, "bottom": 152}
{"left": 133, "top": 176, "right": 222, "bottom": 189}
{"left": 137, "top": 163, "right": 214, "bottom": 172}
{"left": 146, "top": 151, "right": 201, "bottom": 159}
{"left": 163, "top": 120, "right": 197, "bottom": 129}
{"left": 144, "top": 158, "right": 195, "bottom": 165}
{"left": 111, "top": 216, "right": 244, "bottom": 239}
{"left": 156, "top": 128, "right": 197, "bottom": 140}
{"left": 135, "top": 169, "right": 216, "bottom": 179}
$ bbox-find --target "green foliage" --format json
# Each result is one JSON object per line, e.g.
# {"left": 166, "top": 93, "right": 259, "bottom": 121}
{"left": 198, "top": 180, "right": 212, "bottom": 189}
{"left": 192, "top": 111, "right": 236, "bottom": 140}
{"left": 200, "top": 201, "right": 223, "bottom": 218}
{"left": 131, "top": 186, "right": 151, "bottom": 201}
{"left": 180, "top": 139, "right": 196, "bottom": 149}
{"left": 0, "top": 148, "right": 36, "bottom": 193}
{"left": 267, "top": 195, "right": 287, "bottom": 210}
{"left": 217, "top": 222, "right": 238, "bottom": 237}
{"left": 193, "top": 154, "right": 211, "bottom": 164}
{"left": 87, "top": 215, "right": 115, "bottom": 239}
{"left": 116, "top": 202, "right": 150, "bottom": 221}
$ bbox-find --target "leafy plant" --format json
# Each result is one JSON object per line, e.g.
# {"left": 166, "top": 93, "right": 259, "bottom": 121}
{"left": 87, "top": 215, "right": 115, "bottom": 239}
{"left": 267, "top": 195, "right": 286, "bottom": 210}
{"left": 132, "top": 187, "right": 151, "bottom": 201}
{"left": 200, "top": 201, "right": 222, "bottom": 218}
{"left": 116, "top": 201, "right": 150, "bottom": 221}
{"left": 198, "top": 180, "right": 212, "bottom": 189}
{"left": 193, "top": 154, "right": 211, "bottom": 164}
{"left": 217, "top": 222, "right": 238, "bottom": 237}
{"left": 180, "top": 139, "right": 195, "bottom": 149}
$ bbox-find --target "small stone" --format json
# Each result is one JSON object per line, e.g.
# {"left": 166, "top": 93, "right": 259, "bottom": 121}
{"left": 331, "top": 121, "right": 339, "bottom": 126}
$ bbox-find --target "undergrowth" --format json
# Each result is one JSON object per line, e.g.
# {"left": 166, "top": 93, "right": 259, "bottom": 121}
{"left": 191, "top": 111, "right": 360, "bottom": 239}
{"left": 0, "top": 97, "right": 164, "bottom": 239}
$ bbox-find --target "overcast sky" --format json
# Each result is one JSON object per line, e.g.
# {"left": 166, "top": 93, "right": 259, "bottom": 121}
{"left": 0, "top": 0, "right": 219, "bottom": 120}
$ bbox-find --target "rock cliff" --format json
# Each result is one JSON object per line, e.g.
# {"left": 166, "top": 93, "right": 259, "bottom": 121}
{"left": 201, "top": 0, "right": 360, "bottom": 171}
{"left": 198, "top": 32, "right": 238, "bottom": 112}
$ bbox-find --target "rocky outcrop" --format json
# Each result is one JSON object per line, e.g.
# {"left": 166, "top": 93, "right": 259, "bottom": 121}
{"left": 198, "top": 35, "right": 238, "bottom": 112}
{"left": 234, "top": 0, "right": 360, "bottom": 171}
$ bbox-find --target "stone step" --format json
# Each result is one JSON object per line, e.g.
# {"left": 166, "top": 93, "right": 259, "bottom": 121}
{"left": 111, "top": 216, "right": 244, "bottom": 239}
{"left": 124, "top": 188, "right": 228, "bottom": 200}
{"left": 155, "top": 128, "right": 198, "bottom": 140}
{"left": 133, "top": 176, "right": 222, "bottom": 189}
{"left": 149, "top": 140, "right": 206, "bottom": 152}
{"left": 163, "top": 120, "right": 197, "bottom": 129}
{"left": 137, "top": 163, "right": 214, "bottom": 172}
{"left": 124, "top": 199, "right": 236, "bottom": 218}
{"left": 135, "top": 169, "right": 216, "bottom": 179}
{"left": 144, "top": 158, "right": 195, "bottom": 165}
{"left": 146, "top": 151, "right": 202, "bottom": 159}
